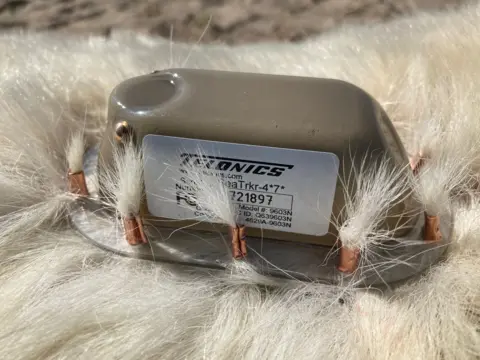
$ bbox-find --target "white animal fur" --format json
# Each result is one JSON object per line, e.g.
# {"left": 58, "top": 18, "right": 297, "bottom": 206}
{"left": 173, "top": 148, "right": 237, "bottom": 228}
{"left": 336, "top": 156, "right": 413, "bottom": 251}
{"left": 66, "top": 131, "right": 85, "bottom": 174}
{"left": 1, "top": 2, "right": 480, "bottom": 359}
{"left": 100, "top": 139, "right": 144, "bottom": 217}
{"left": 414, "top": 140, "right": 476, "bottom": 217}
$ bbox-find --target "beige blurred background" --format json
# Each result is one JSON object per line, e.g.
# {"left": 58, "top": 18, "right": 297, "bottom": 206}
{"left": 0, "top": 0, "right": 469, "bottom": 44}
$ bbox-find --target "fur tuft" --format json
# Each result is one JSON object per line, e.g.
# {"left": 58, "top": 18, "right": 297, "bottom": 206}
{"left": 100, "top": 139, "right": 144, "bottom": 217}
{"left": 336, "top": 156, "right": 413, "bottom": 250}
{"left": 413, "top": 140, "right": 475, "bottom": 217}
{"left": 66, "top": 131, "right": 85, "bottom": 174}
{"left": 176, "top": 148, "right": 238, "bottom": 227}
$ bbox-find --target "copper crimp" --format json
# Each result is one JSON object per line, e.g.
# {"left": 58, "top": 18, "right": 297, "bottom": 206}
{"left": 230, "top": 224, "right": 247, "bottom": 259}
{"left": 423, "top": 213, "right": 442, "bottom": 242}
{"left": 238, "top": 225, "right": 247, "bottom": 257}
{"left": 68, "top": 169, "right": 89, "bottom": 196}
{"left": 123, "top": 215, "right": 148, "bottom": 246}
{"left": 409, "top": 154, "right": 425, "bottom": 176}
{"left": 337, "top": 240, "right": 360, "bottom": 274}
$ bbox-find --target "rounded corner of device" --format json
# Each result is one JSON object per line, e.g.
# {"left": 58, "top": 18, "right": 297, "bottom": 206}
{"left": 330, "top": 78, "right": 374, "bottom": 96}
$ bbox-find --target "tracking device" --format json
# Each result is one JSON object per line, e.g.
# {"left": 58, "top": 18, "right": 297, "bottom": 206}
{"left": 69, "top": 69, "right": 449, "bottom": 286}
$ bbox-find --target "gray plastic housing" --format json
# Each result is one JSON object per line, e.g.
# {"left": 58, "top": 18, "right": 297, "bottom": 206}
{"left": 98, "top": 68, "right": 419, "bottom": 246}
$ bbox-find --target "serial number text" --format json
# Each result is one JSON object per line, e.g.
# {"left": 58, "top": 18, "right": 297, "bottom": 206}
{"left": 230, "top": 191, "right": 272, "bottom": 206}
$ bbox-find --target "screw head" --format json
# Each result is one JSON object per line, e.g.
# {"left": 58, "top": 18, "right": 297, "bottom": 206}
{"left": 114, "top": 121, "right": 130, "bottom": 141}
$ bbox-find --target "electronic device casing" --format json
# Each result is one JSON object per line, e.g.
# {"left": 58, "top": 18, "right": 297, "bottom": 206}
{"left": 97, "top": 68, "right": 420, "bottom": 247}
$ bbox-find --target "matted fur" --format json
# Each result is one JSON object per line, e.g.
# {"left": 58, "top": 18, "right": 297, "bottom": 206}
{"left": 1, "top": 2, "right": 480, "bottom": 359}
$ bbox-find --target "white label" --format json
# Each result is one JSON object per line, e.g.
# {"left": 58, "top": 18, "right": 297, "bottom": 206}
{"left": 142, "top": 135, "right": 339, "bottom": 236}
